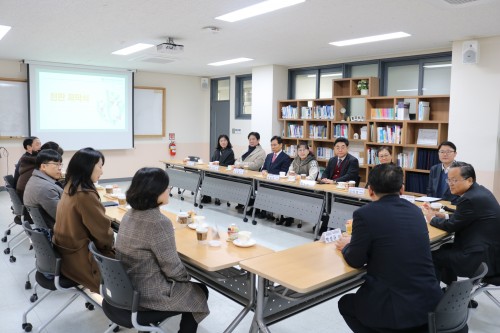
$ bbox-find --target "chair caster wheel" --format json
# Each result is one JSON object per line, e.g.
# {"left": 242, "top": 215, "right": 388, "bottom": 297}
{"left": 180, "top": 197, "right": 185, "bottom": 201}
{"left": 1, "top": 236, "right": 6, "bottom": 242}
{"left": 199, "top": 205, "right": 203, "bottom": 209}
{"left": 297, "top": 224, "right": 302, "bottom": 229}
{"left": 22, "top": 322, "right": 33, "bottom": 332}
{"left": 6, "top": 230, "right": 11, "bottom": 235}
{"left": 10, "top": 256, "right": 16, "bottom": 263}
{"left": 29, "top": 245, "right": 33, "bottom": 250}
{"left": 169, "top": 193, "right": 173, "bottom": 197}
{"left": 30, "top": 294, "right": 38, "bottom": 303}
{"left": 113, "top": 325, "right": 120, "bottom": 332}
{"left": 177, "top": 190, "right": 181, "bottom": 194}
{"left": 25, "top": 281, "right": 32, "bottom": 290}
{"left": 252, "top": 220, "right": 257, "bottom": 225}
{"left": 4, "top": 248, "right": 10, "bottom": 254}
{"left": 191, "top": 192, "right": 194, "bottom": 195}
{"left": 85, "top": 302, "right": 95, "bottom": 310}
{"left": 243, "top": 217, "right": 248, "bottom": 222}
{"left": 227, "top": 202, "right": 231, "bottom": 207}
{"left": 194, "top": 203, "right": 198, "bottom": 207}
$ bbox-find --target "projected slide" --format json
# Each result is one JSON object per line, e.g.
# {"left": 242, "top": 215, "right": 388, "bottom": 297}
{"left": 28, "top": 62, "right": 134, "bottom": 151}
{"left": 39, "top": 71, "right": 126, "bottom": 130}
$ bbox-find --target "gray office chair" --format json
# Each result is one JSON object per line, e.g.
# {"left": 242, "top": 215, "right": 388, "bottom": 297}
{"left": 3, "top": 184, "right": 30, "bottom": 262}
{"left": 88, "top": 242, "right": 175, "bottom": 333}
{"left": 471, "top": 272, "right": 500, "bottom": 309}
{"left": 21, "top": 222, "right": 101, "bottom": 333}
{"left": 428, "top": 262, "right": 488, "bottom": 333}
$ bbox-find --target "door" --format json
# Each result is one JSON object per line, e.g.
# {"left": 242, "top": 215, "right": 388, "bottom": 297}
{"left": 210, "top": 78, "right": 230, "bottom": 154}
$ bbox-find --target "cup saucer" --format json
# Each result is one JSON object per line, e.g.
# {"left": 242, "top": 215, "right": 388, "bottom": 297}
{"left": 233, "top": 238, "right": 257, "bottom": 247}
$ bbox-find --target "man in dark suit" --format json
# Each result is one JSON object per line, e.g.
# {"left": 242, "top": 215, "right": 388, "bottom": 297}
{"left": 321, "top": 137, "right": 359, "bottom": 185}
{"left": 424, "top": 162, "right": 500, "bottom": 290}
{"left": 261, "top": 136, "right": 292, "bottom": 175}
{"left": 427, "top": 141, "right": 459, "bottom": 203}
{"left": 336, "top": 164, "right": 442, "bottom": 333}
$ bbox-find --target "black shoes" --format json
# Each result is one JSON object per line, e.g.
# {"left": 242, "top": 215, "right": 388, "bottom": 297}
{"left": 235, "top": 204, "right": 245, "bottom": 211}
{"left": 284, "top": 217, "right": 294, "bottom": 227}
{"left": 200, "top": 195, "right": 212, "bottom": 204}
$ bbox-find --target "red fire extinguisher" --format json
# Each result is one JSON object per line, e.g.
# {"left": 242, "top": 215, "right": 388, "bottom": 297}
{"left": 169, "top": 141, "right": 176, "bottom": 157}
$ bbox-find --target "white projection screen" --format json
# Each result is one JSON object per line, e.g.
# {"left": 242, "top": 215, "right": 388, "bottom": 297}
{"left": 28, "top": 62, "right": 134, "bottom": 150}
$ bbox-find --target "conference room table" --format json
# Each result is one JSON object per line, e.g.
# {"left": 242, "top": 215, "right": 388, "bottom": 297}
{"left": 240, "top": 224, "right": 449, "bottom": 333}
{"left": 104, "top": 204, "right": 274, "bottom": 333}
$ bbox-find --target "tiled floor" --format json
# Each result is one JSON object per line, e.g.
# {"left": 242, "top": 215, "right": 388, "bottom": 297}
{"left": 1, "top": 186, "right": 499, "bottom": 333}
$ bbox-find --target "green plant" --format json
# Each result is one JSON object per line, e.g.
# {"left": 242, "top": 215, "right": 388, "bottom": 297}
{"left": 357, "top": 80, "right": 368, "bottom": 91}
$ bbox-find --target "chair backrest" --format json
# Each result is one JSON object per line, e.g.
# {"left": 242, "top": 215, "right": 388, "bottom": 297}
{"left": 5, "top": 185, "right": 24, "bottom": 216}
{"left": 88, "top": 242, "right": 137, "bottom": 312}
{"left": 429, "top": 262, "right": 488, "bottom": 333}
{"left": 4, "top": 174, "right": 15, "bottom": 188}
{"left": 22, "top": 221, "right": 60, "bottom": 276}
{"left": 25, "top": 205, "right": 50, "bottom": 229}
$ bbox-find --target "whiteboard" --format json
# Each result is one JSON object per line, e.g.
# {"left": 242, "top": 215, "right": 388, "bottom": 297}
{"left": 134, "top": 86, "right": 166, "bottom": 137}
{"left": 0, "top": 79, "right": 29, "bottom": 138}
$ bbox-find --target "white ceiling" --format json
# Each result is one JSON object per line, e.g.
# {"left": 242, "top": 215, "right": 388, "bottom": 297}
{"left": 1, "top": 0, "right": 500, "bottom": 77}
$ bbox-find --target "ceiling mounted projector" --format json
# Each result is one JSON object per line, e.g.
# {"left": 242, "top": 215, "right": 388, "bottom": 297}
{"left": 157, "top": 37, "right": 184, "bottom": 54}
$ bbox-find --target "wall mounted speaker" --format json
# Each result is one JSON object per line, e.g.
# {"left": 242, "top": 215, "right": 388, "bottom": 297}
{"left": 462, "top": 40, "right": 479, "bottom": 64}
{"left": 201, "top": 77, "right": 209, "bottom": 89}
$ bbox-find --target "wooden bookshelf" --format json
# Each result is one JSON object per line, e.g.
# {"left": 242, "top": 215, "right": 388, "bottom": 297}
{"left": 277, "top": 77, "right": 450, "bottom": 194}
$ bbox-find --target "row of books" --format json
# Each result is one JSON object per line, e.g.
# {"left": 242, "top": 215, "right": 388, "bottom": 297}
{"left": 397, "top": 151, "right": 415, "bottom": 168}
{"left": 281, "top": 105, "right": 298, "bottom": 119}
{"left": 287, "top": 124, "right": 304, "bottom": 138}
{"left": 371, "top": 108, "right": 395, "bottom": 120}
{"left": 284, "top": 144, "right": 297, "bottom": 156}
{"left": 282, "top": 105, "right": 335, "bottom": 120}
{"left": 317, "top": 147, "right": 334, "bottom": 159}
{"left": 333, "top": 124, "right": 348, "bottom": 138}
{"left": 417, "top": 101, "right": 430, "bottom": 121}
{"left": 366, "top": 147, "right": 380, "bottom": 165}
{"left": 376, "top": 125, "right": 402, "bottom": 144}
{"left": 313, "top": 105, "right": 334, "bottom": 119}
{"left": 309, "top": 125, "right": 328, "bottom": 139}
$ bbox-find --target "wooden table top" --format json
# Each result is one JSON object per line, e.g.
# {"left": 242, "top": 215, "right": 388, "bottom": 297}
{"left": 105, "top": 206, "right": 274, "bottom": 272}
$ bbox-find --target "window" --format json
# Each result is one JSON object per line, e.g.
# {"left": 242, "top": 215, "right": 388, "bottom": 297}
{"left": 293, "top": 71, "right": 317, "bottom": 99}
{"left": 319, "top": 69, "right": 342, "bottom": 98}
{"left": 386, "top": 63, "right": 419, "bottom": 96}
{"left": 236, "top": 75, "right": 252, "bottom": 119}
{"left": 216, "top": 78, "right": 230, "bottom": 101}
{"left": 423, "top": 61, "right": 451, "bottom": 95}
{"left": 350, "top": 63, "right": 379, "bottom": 78}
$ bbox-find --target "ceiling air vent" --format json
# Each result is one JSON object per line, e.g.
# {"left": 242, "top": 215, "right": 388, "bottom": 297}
{"left": 423, "top": 0, "right": 491, "bottom": 7}
{"left": 442, "top": 0, "right": 479, "bottom": 5}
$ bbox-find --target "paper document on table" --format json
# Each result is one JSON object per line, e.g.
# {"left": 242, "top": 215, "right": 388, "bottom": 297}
{"left": 415, "top": 196, "right": 441, "bottom": 202}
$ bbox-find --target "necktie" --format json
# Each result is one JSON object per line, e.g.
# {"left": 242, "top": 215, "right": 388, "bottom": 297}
{"left": 337, "top": 158, "right": 343, "bottom": 167}
{"left": 272, "top": 153, "right": 277, "bottom": 163}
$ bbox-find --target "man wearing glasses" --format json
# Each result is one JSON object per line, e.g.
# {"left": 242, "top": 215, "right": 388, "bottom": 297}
{"left": 23, "top": 149, "right": 64, "bottom": 230}
{"left": 427, "top": 141, "right": 459, "bottom": 203}
{"left": 424, "top": 162, "right": 500, "bottom": 307}
{"left": 321, "top": 137, "right": 360, "bottom": 185}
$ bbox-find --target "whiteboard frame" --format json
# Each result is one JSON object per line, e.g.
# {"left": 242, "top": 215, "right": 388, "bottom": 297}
{"left": 134, "top": 86, "right": 166, "bottom": 138}
{"left": 0, "top": 77, "right": 29, "bottom": 139}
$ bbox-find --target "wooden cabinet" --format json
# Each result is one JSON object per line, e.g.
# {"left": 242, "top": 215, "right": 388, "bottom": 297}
{"left": 277, "top": 77, "right": 450, "bottom": 195}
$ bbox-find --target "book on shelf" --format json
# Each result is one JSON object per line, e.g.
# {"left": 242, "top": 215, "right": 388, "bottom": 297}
{"left": 287, "top": 124, "right": 304, "bottom": 138}
{"left": 417, "top": 101, "right": 430, "bottom": 121}
{"left": 396, "top": 102, "right": 410, "bottom": 120}
{"left": 281, "top": 105, "right": 298, "bottom": 119}
{"left": 333, "top": 124, "right": 348, "bottom": 138}
{"left": 313, "top": 105, "right": 334, "bottom": 119}
{"left": 309, "top": 124, "right": 328, "bottom": 139}
{"left": 360, "top": 126, "right": 368, "bottom": 140}
{"left": 366, "top": 147, "right": 379, "bottom": 165}
{"left": 397, "top": 151, "right": 415, "bottom": 169}
{"left": 371, "top": 108, "right": 395, "bottom": 120}
{"left": 316, "top": 147, "right": 334, "bottom": 160}
{"left": 416, "top": 128, "right": 438, "bottom": 145}
{"left": 376, "top": 125, "right": 402, "bottom": 144}
{"left": 301, "top": 106, "right": 312, "bottom": 119}
{"left": 284, "top": 144, "right": 297, "bottom": 157}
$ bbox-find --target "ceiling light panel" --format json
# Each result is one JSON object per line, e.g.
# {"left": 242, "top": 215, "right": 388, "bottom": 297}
{"left": 330, "top": 32, "right": 411, "bottom": 47}
{"left": 112, "top": 43, "right": 154, "bottom": 55}
{"left": 216, "top": 0, "right": 306, "bottom": 22}
{"left": 0, "top": 25, "right": 12, "bottom": 40}
{"left": 208, "top": 58, "right": 253, "bottom": 66}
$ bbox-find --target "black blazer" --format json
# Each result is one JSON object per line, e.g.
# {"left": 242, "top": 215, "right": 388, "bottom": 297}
{"left": 262, "top": 151, "right": 291, "bottom": 175}
{"left": 427, "top": 163, "right": 459, "bottom": 203}
{"left": 210, "top": 148, "right": 235, "bottom": 167}
{"left": 323, "top": 153, "right": 359, "bottom": 183}
{"left": 431, "top": 182, "right": 500, "bottom": 277}
{"left": 342, "top": 194, "right": 442, "bottom": 329}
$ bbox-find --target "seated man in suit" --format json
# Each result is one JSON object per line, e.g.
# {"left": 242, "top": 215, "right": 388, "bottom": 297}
{"left": 321, "top": 137, "right": 359, "bottom": 184}
{"left": 336, "top": 163, "right": 443, "bottom": 333}
{"left": 424, "top": 161, "right": 500, "bottom": 305}
{"left": 23, "top": 149, "right": 64, "bottom": 230}
{"left": 255, "top": 136, "right": 292, "bottom": 219}
{"left": 427, "top": 140, "right": 459, "bottom": 203}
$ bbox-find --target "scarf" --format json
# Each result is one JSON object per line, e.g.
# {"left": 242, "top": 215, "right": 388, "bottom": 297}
{"left": 241, "top": 145, "right": 257, "bottom": 161}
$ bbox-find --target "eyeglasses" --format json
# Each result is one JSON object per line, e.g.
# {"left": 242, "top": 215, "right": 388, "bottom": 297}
{"left": 445, "top": 178, "right": 467, "bottom": 185}
{"left": 44, "top": 162, "right": 63, "bottom": 168}
{"left": 378, "top": 154, "right": 391, "bottom": 159}
{"left": 439, "top": 150, "right": 455, "bottom": 155}
{"left": 335, "top": 145, "right": 347, "bottom": 150}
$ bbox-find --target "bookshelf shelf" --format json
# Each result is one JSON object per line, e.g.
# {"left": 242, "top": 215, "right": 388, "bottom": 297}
{"left": 277, "top": 77, "right": 449, "bottom": 194}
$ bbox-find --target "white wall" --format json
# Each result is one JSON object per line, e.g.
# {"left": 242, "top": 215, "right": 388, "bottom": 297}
{"left": 448, "top": 36, "right": 500, "bottom": 199}
{"left": 0, "top": 60, "right": 210, "bottom": 181}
